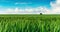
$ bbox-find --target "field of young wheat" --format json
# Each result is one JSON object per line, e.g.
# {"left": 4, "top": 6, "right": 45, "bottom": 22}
{"left": 0, "top": 14, "right": 60, "bottom": 32}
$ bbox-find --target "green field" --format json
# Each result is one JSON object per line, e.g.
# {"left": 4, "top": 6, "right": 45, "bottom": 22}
{"left": 0, "top": 14, "right": 60, "bottom": 32}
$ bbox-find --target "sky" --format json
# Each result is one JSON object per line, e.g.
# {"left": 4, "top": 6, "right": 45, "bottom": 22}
{"left": 0, "top": 0, "right": 60, "bottom": 14}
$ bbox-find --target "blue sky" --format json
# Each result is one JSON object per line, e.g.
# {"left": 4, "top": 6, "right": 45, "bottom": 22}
{"left": 0, "top": 0, "right": 60, "bottom": 14}
{"left": 0, "top": 0, "right": 55, "bottom": 8}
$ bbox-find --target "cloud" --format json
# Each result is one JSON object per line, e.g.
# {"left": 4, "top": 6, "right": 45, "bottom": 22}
{"left": 15, "top": 2, "right": 32, "bottom": 5}
{"left": 34, "top": 7, "right": 50, "bottom": 14}
{"left": 0, "top": 7, "right": 50, "bottom": 14}
{"left": 56, "top": 0, "right": 60, "bottom": 4}
{"left": 50, "top": 0, "right": 60, "bottom": 14}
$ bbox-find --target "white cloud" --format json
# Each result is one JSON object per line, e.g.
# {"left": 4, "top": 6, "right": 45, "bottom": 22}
{"left": 50, "top": 0, "right": 60, "bottom": 14}
{"left": 34, "top": 7, "right": 50, "bottom": 14}
{"left": 0, "top": 7, "right": 50, "bottom": 14}
{"left": 0, "top": 6, "right": 51, "bottom": 14}
{"left": 56, "top": 0, "right": 60, "bottom": 4}
{"left": 15, "top": 2, "right": 32, "bottom": 5}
